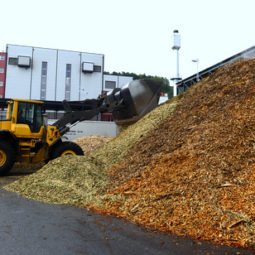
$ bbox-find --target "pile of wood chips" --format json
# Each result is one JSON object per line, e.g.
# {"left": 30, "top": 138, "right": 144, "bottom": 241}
{"left": 6, "top": 59, "right": 255, "bottom": 249}
{"left": 100, "top": 59, "right": 255, "bottom": 249}
{"left": 73, "top": 135, "right": 113, "bottom": 154}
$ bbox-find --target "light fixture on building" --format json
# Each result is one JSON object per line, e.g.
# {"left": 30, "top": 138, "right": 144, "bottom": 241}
{"left": 192, "top": 59, "right": 200, "bottom": 82}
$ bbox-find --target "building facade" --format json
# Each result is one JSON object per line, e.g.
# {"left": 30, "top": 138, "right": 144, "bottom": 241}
{"left": 4, "top": 45, "right": 134, "bottom": 103}
{"left": 5, "top": 45, "right": 104, "bottom": 101}
{"left": 0, "top": 52, "right": 6, "bottom": 98}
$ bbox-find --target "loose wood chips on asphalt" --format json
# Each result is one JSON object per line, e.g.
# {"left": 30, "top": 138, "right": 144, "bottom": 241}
{"left": 5, "top": 59, "right": 255, "bottom": 249}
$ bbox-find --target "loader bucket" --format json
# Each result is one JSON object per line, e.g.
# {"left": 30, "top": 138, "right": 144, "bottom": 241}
{"left": 112, "top": 79, "right": 162, "bottom": 125}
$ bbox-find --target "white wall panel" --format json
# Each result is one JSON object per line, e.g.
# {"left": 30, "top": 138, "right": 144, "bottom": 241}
{"left": 56, "top": 50, "right": 81, "bottom": 101}
{"left": 31, "top": 48, "right": 57, "bottom": 100}
{"left": 103, "top": 75, "right": 118, "bottom": 92}
{"left": 5, "top": 45, "right": 33, "bottom": 99}
{"left": 48, "top": 120, "right": 119, "bottom": 139}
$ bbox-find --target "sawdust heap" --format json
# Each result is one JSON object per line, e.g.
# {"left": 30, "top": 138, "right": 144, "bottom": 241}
{"left": 101, "top": 59, "right": 255, "bottom": 248}
{"left": 73, "top": 135, "right": 113, "bottom": 154}
{"left": 5, "top": 59, "right": 255, "bottom": 249}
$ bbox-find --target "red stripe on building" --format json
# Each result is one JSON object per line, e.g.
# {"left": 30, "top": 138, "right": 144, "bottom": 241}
{"left": 0, "top": 52, "right": 6, "bottom": 98}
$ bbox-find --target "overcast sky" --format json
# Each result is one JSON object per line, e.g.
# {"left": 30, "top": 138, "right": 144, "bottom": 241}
{"left": 1, "top": 0, "right": 255, "bottom": 84}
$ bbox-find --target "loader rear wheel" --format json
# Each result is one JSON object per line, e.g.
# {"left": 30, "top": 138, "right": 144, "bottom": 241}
{"left": 0, "top": 141, "right": 16, "bottom": 175}
{"left": 51, "top": 141, "right": 84, "bottom": 159}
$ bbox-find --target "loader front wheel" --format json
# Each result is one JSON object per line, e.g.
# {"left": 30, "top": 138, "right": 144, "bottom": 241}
{"left": 0, "top": 141, "right": 16, "bottom": 175}
{"left": 51, "top": 141, "right": 84, "bottom": 159}
{"left": 0, "top": 149, "right": 7, "bottom": 166}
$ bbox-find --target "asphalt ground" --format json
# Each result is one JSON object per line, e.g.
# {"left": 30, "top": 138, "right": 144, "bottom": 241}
{"left": 0, "top": 168, "right": 254, "bottom": 255}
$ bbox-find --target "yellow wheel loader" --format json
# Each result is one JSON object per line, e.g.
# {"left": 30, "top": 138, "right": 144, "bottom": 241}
{"left": 0, "top": 79, "right": 161, "bottom": 174}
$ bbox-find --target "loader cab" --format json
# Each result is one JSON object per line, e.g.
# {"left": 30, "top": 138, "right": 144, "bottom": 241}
{"left": 7, "top": 99, "right": 45, "bottom": 137}
{"left": 16, "top": 101, "right": 44, "bottom": 133}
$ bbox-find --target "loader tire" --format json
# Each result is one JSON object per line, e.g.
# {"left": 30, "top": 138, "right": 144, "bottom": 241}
{"left": 51, "top": 141, "right": 84, "bottom": 159}
{"left": 0, "top": 141, "right": 16, "bottom": 175}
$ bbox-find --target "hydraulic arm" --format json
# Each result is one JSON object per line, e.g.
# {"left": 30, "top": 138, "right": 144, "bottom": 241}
{"left": 53, "top": 79, "right": 162, "bottom": 136}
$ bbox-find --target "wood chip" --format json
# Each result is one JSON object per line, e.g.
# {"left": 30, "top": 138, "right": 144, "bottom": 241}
{"left": 227, "top": 219, "right": 245, "bottom": 229}
{"left": 220, "top": 182, "right": 235, "bottom": 187}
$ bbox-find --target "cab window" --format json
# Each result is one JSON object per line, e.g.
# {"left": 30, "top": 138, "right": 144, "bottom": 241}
{"left": 17, "top": 102, "right": 43, "bottom": 133}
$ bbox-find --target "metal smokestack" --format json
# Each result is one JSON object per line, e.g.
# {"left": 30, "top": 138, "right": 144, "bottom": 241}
{"left": 171, "top": 30, "right": 181, "bottom": 96}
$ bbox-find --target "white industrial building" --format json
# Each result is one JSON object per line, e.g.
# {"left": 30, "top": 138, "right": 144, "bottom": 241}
{"left": 103, "top": 74, "right": 134, "bottom": 93}
{"left": 5, "top": 44, "right": 133, "bottom": 101}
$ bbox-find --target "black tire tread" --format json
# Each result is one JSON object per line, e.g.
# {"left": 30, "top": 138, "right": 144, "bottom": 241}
{"left": 51, "top": 141, "right": 84, "bottom": 160}
{"left": 0, "top": 141, "right": 16, "bottom": 175}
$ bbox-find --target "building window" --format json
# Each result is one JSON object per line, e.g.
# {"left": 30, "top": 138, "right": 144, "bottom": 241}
{"left": 8, "top": 57, "right": 18, "bottom": 65}
{"left": 105, "top": 81, "right": 116, "bottom": 89}
{"left": 0, "top": 81, "right": 3, "bottom": 87}
{"left": 65, "top": 64, "right": 71, "bottom": 100}
{"left": 40, "top": 62, "right": 48, "bottom": 100}
{"left": 0, "top": 68, "right": 4, "bottom": 73}
{"left": 0, "top": 55, "right": 5, "bottom": 61}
